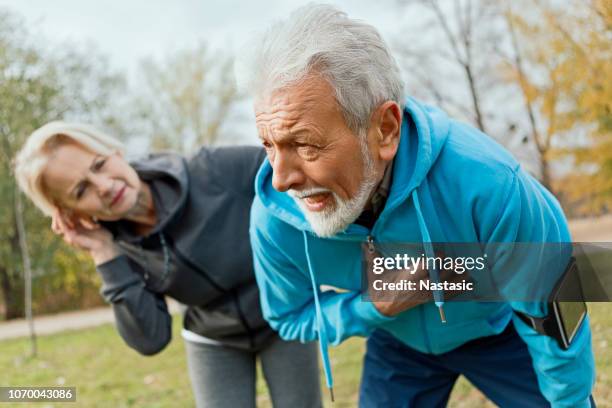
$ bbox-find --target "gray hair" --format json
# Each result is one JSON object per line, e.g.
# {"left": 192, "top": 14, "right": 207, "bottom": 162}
{"left": 240, "top": 3, "right": 405, "bottom": 135}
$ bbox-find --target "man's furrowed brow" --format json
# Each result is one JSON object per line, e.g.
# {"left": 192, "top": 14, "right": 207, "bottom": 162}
{"left": 257, "top": 126, "right": 297, "bottom": 145}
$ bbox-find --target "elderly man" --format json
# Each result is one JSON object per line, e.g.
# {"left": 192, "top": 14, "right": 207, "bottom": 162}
{"left": 244, "top": 4, "right": 595, "bottom": 407}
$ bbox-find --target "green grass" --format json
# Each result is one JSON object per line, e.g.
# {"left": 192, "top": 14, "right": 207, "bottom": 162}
{"left": 1, "top": 304, "right": 610, "bottom": 407}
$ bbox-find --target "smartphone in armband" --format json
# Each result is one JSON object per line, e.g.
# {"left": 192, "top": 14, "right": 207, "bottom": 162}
{"left": 516, "top": 257, "right": 588, "bottom": 350}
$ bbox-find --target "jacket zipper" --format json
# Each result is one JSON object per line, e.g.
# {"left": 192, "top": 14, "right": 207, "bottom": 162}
{"left": 419, "top": 304, "right": 432, "bottom": 353}
{"left": 368, "top": 234, "right": 434, "bottom": 353}
{"left": 366, "top": 235, "right": 375, "bottom": 254}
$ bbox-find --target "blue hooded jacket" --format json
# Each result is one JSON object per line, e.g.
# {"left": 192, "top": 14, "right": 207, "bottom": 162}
{"left": 250, "top": 97, "right": 595, "bottom": 407}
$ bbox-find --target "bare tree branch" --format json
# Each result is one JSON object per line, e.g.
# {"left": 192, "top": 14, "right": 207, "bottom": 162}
{"left": 504, "top": 6, "right": 543, "bottom": 152}
{"left": 427, "top": 0, "right": 467, "bottom": 65}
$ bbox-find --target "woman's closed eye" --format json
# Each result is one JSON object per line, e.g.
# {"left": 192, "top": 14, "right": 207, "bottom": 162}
{"left": 75, "top": 181, "right": 88, "bottom": 199}
{"left": 93, "top": 158, "right": 106, "bottom": 171}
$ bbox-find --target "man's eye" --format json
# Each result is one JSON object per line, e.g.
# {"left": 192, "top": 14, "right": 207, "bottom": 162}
{"left": 296, "top": 144, "right": 318, "bottom": 158}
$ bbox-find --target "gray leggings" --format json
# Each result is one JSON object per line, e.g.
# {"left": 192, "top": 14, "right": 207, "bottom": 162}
{"left": 184, "top": 335, "right": 322, "bottom": 408}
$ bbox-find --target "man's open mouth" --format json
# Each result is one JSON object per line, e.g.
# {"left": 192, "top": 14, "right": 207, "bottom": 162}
{"left": 302, "top": 192, "right": 332, "bottom": 212}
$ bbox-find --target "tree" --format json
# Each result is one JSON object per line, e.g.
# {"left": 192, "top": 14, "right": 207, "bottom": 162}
{"left": 15, "top": 183, "right": 36, "bottom": 355}
{"left": 394, "top": 0, "right": 506, "bottom": 135}
{"left": 135, "top": 43, "right": 243, "bottom": 154}
{"left": 551, "top": 0, "right": 611, "bottom": 214}
{"left": 500, "top": 0, "right": 577, "bottom": 191}
{"left": 0, "top": 9, "right": 128, "bottom": 320}
{"left": 501, "top": 0, "right": 611, "bottom": 203}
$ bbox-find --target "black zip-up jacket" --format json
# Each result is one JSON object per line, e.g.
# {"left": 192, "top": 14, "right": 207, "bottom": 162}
{"left": 97, "top": 146, "right": 274, "bottom": 355}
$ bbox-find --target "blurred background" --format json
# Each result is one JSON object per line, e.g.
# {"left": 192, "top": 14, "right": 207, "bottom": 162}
{"left": 0, "top": 0, "right": 610, "bottom": 406}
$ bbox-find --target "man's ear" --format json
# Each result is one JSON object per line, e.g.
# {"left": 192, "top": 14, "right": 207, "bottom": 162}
{"left": 372, "top": 101, "right": 401, "bottom": 162}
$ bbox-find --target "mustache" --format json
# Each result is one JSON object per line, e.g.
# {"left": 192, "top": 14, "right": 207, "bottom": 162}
{"left": 288, "top": 187, "right": 332, "bottom": 199}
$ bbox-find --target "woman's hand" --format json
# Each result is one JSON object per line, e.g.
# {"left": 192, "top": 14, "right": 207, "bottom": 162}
{"left": 51, "top": 208, "right": 119, "bottom": 265}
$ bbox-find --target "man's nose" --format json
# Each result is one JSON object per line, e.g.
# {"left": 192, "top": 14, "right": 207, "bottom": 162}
{"left": 271, "top": 151, "right": 305, "bottom": 192}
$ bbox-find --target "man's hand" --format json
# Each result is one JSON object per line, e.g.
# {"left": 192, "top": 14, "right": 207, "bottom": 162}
{"left": 51, "top": 208, "right": 118, "bottom": 265}
{"left": 365, "top": 247, "right": 467, "bottom": 317}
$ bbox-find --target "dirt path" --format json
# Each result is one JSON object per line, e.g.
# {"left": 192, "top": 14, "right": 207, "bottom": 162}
{"left": 0, "top": 299, "right": 180, "bottom": 341}
{"left": 0, "top": 306, "right": 116, "bottom": 341}
{"left": 568, "top": 215, "right": 612, "bottom": 242}
{"left": 1, "top": 216, "right": 610, "bottom": 341}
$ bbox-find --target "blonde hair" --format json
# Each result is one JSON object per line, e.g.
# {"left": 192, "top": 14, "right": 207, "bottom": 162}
{"left": 14, "top": 121, "right": 125, "bottom": 217}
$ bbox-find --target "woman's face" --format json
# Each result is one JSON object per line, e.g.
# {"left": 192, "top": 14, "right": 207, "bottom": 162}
{"left": 42, "top": 142, "right": 142, "bottom": 221}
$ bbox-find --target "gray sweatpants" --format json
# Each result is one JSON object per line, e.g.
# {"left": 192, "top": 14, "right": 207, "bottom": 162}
{"left": 184, "top": 335, "right": 322, "bottom": 408}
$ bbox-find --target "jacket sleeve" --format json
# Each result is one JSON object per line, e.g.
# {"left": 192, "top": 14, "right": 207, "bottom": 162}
{"left": 480, "top": 166, "right": 595, "bottom": 408}
{"left": 97, "top": 255, "right": 172, "bottom": 356}
{"left": 249, "top": 201, "right": 394, "bottom": 345}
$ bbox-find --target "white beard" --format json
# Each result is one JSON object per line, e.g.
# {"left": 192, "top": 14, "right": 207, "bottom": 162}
{"left": 289, "top": 139, "right": 379, "bottom": 238}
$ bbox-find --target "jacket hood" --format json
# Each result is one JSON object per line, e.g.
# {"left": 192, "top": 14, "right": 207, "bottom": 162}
{"left": 254, "top": 97, "right": 451, "bottom": 234}
{"left": 104, "top": 152, "right": 189, "bottom": 243}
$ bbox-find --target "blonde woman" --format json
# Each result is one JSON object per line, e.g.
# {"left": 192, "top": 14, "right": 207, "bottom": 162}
{"left": 14, "top": 122, "right": 321, "bottom": 408}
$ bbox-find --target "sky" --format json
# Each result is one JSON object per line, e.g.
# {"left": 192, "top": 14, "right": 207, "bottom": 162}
{"left": 0, "top": 0, "right": 408, "bottom": 148}
{"left": 0, "top": 0, "right": 403, "bottom": 77}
